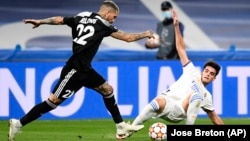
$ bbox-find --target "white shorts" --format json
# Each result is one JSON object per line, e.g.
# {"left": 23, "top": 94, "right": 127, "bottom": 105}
{"left": 157, "top": 94, "right": 186, "bottom": 123}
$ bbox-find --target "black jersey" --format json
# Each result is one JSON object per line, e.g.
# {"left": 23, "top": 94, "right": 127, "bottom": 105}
{"left": 63, "top": 11, "right": 118, "bottom": 71}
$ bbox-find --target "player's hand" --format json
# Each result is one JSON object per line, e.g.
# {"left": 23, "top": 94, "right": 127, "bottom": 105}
{"left": 172, "top": 9, "right": 179, "bottom": 26}
{"left": 147, "top": 30, "right": 155, "bottom": 39}
{"left": 23, "top": 19, "right": 41, "bottom": 29}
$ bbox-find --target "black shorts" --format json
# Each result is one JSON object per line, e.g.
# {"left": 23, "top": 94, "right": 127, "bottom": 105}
{"left": 52, "top": 64, "right": 105, "bottom": 100}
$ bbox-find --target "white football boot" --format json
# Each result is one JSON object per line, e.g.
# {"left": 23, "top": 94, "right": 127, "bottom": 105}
{"left": 8, "top": 119, "right": 22, "bottom": 141}
{"left": 115, "top": 121, "right": 144, "bottom": 140}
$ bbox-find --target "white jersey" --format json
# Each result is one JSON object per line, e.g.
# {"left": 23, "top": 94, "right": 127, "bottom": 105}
{"left": 158, "top": 61, "right": 214, "bottom": 122}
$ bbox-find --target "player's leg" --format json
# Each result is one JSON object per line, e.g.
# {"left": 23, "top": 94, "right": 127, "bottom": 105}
{"left": 123, "top": 96, "right": 166, "bottom": 138}
{"left": 132, "top": 96, "right": 166, "bottom": 126}
{"left": 19, "top": 65, "right": 80, "bottom": 126}
{"left": 95, "top": 82, "right": 123, "bottom": 123}
{"left": 88, "top": 69, "right": 144, "bottom": 139}
{"left": 95, "top": 82, "right": 143, "bottom": 137}
{"left": 94, "top": 82, "right": 144, "bottom": 139}
{"left": 8, "top": 94, "right": 60, "bottom": 141}
{"left": 8, "top": 65, "right": 82, "bottom": 141}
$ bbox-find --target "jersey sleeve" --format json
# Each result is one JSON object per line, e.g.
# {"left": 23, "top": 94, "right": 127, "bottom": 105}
{"left": 185, "top": 92, "right": 204, "bottom": 125}
{"left": 63, "top": 16, "right": 76, "bottom": 27}
{"left": 107, "top": 25, "right": 118, "bottom": 34}
{"left": 182, "top": 61, "right": 199, "bottom": 76}
{"left": 201, "top": 90, "right": 215, "bottom": 112}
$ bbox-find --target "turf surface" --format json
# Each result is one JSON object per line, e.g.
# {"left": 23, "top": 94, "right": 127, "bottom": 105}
{"left": 1, "top": 118, "right": 249, "bottom": 141}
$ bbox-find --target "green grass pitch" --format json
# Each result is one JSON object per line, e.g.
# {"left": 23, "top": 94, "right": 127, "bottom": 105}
{"left": 0, "top": 118, "right": 249, "bottom": 141}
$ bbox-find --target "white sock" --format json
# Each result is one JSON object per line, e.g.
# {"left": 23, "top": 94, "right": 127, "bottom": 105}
{"left": 132, "top": 100, "right": 159, "bottom": 125}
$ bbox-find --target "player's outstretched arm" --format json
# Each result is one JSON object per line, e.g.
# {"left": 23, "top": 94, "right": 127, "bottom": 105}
{"left": 111, "top": 29, "right": 154, "bottom": 42}
{"left": 206, "top": 110, "right": 224, "bottom": 125}
{"left": 173, "top": 9, "right": 189, "bottom": 66}
{"left": 23, "top": 16, "right": 64, "bottom": 29}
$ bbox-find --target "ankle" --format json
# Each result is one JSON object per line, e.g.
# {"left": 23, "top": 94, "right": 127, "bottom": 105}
{"left": 116, "top": 121, "right": 125, "bottom": 126}
{"left": 16, "top": 120, "right": 22, "bottom": 127}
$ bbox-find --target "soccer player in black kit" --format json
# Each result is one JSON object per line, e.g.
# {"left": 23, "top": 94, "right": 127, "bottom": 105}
{"left": 8, "top": 1, "right": 154, "bottom": 141}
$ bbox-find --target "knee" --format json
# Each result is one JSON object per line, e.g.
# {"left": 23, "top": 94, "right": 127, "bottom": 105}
{"left": 95, "top": 83, "right": 114, "bottom": 96}
{"left": 102, "top": 85, "right": 113, "bottom": 96}
{"left": 48, "top": 94, "right": 63, "bottom": 105}
{"left": 155, "top": 96, "right": 166, "bottom": 112}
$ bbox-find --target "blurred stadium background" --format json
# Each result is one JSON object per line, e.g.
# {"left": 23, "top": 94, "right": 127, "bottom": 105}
{"left": 0, "top": 0, "right": 250, "bottom": 60}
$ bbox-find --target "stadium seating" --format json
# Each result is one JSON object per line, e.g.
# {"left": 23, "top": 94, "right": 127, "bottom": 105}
{"left": 0, "top": 0, "right": 249, "bottom": 61}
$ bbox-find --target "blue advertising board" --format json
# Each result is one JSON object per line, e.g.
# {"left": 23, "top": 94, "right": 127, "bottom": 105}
{"left": 0, "top": 60, "right": 250, "bottom": 120}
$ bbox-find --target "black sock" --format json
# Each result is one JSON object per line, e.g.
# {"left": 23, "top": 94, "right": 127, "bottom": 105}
{"left": 20, "top": 100, "right": 55, "bottom": 126}
{"left": 103, "top": 94, "right": 123, "bottom": 124}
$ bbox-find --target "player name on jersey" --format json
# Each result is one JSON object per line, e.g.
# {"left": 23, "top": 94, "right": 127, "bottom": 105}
{"left": 79, "top": 18, "right": 97, "bottom": 24}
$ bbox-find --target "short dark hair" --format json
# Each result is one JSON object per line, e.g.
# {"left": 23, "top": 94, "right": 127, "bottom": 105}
{"left": 203, "top": 61, "right": 221, "bottom": 76}
{"left": 102, "top": 0, "right": 119, "bottom": 13}
{"left": 161, "top": 1, "right": 172, "bottom": 11}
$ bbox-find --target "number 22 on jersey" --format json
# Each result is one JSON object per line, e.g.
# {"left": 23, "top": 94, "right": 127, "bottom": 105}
{"left": 73, "top": 24, "right": 94, "bottom": 45}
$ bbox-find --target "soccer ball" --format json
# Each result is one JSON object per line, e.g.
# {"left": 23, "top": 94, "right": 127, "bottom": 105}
{"left": 145, "top": 33, "right": 160, "bottom": 49}
{"left": 148, "top": 122, "right": 167, "bottom": 141}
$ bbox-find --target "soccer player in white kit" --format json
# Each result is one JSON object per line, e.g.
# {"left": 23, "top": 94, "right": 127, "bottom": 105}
{"left": 132, "top": 9, "right": 224, "bottom": 127}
